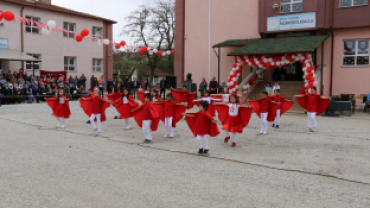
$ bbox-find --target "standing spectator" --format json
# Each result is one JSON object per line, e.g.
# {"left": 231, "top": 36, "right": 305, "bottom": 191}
{"left": 90, "top": 75, "right": 95, "bottom": 90}
{"left": 144, "top": 78, "right": 151, "bottom": 90}
{"left": 32, "top": 84, "right": 41, "bottom": 103}
{"left": 18, "top": 69, "right": 24, "bottom": 81}
{"left": 124, "top": 76, "right": 129, "bottom": 86}
{"left": 272, "top": 81, "right": 280, "bottom": 93}
{"left": 132, "top": 78, "right": 140, "bottom": 99}
{"left": 265, "top": 83, "right": 272, "bottom": 95}
{"left": 198, "top": 77, "right": 208, "bottom": 97}
{"left": 69, "top": 75, "right": 75, "bottom": 87}
{"left": 74, "top": 75, "right": 79, "bottom": 87}
{"left": 70, "top": 84, "right": 78, "bottom": 100}
{"left": 128, "top": 78, "right": 134, "bottom": 96}
{"left": 26, "top": 83, "right": 33, "bottom": 103}
{"left": 79, "top": 74, "right": 87, "bottom": 88}
{"left": 98, "top": 75, "right": 106, "bottom": 97}
{"left": 107, "top": 78, "right": 114, "bottom": 94}
{"left": 115, "top": 78, "right": 123, "bottom": 93}
{"left": 159, "top": 77, "right": 166, "bottom": 100}
{"left": 209, "top": 76, "right": 218, "bottom": 94}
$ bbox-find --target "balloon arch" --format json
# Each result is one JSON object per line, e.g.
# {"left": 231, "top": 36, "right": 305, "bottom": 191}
{"left": 227, "top": 53, "right": 317, "bottom": 94}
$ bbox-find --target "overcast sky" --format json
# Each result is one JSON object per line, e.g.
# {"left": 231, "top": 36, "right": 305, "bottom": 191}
{"left": 52, "top": 0, "right": 156, "bottom": 45}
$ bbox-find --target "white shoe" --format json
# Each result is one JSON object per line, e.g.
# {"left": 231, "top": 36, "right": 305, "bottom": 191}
{"left": 307, "top": 128, "right": 313, "bottom": 132}
{"left": 163, "top": 134, "right": 169, "bottom": 138}
{"left": 126, "top": 125, "right": 131, "bottom": 129}
{"left": 260, "top": 131, "right": 263, "bottom": 134}
{"left": 57, "top": 122, "right": 61, "bottom": 127}
{"left": 61, "top": 125, "right": 65, "bottom": 129}
{"left": 263, "top": 131, "right": 267, "bottom": 134}
{"left": 169, "top": 134, "right": 174, "bottom": 138}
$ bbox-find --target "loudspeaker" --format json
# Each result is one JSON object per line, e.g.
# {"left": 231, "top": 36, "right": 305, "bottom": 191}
{"left": 165, "top": 76, "right": 176, "bottom": 88}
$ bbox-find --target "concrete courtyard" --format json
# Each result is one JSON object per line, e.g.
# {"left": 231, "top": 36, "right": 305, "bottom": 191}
{"left": 1, "top": 101, "right": 370, "bottom": 207}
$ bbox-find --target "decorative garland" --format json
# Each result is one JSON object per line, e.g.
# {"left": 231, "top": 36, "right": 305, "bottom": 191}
{"left": 0, "top": 10, "right": 174, "bottom": 56}
{"left": 228, "top": 53, "right": 317, "bottom": 94}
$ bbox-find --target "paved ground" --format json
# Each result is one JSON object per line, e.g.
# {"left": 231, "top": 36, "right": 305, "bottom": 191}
{"left": 1, "top": 101, "right": 370, "bottom": 207}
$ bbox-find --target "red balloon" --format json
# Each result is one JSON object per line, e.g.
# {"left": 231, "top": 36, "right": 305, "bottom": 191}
{"left": 139, "top": 49, "right": 144, "bottom": 54}
{"left": 76, "top": 35, "right": 83, "bottom": 42}
{"left": 171, "top": 50, "right": 175, "bottom": 54}
{"left": 115, "top": 44, "right": 121, "bottom": 49}
{"left": 233, "top": 64, "right": 237, "bottom": 68}
{"left": 120, "top": 41, "right": 126, "bottom": 46}
{"left": 310, "top": 77, "right": 315, "bottom": 82}
{"left": 2, "top": 11, "right": 14, "bottom": 21}
{"left": 266, "top": 63, "right": 272, "bottom": 68}
{"left": 308, "top": 72, "right": 313, "bottom": 76}
{"left": 142, "top": 46, "right": 148, "bottom": 51}
{"left": 80, "top": 29, "right": 89, "bottom": 37}
{"left": 305, "top": 75, "right": 311, "bottom": 80}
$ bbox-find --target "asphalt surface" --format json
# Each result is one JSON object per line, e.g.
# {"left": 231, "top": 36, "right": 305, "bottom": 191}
{"left": 1, "top": 101, "right": 370, "bottom": 207}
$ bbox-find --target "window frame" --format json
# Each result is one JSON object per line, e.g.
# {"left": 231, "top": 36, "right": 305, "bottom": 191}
{"left": 92, "top": 58, "right": 103, "bottom": 72}
{"left": 280, "top": 0, "right": 303, "bottom": 13}
{"left": 338, "top": 0, "right": 368, "bottom": 8}
{"left": 342, "top": 39, "right": 369, "bottom": 67}
{"left": 63, "top": 22, "right": 76, "bottom": 38}
{"left": 92, "top": 27, "right": 103, "bottom": 39}
{"left": 64, "top": 56, "right": 76, "bottom": 72}
{"left": 26, "top": 54, "right": 41, "bottom": 70}
{"left": 25, "top": 16, "right": 40, "bottom": 34}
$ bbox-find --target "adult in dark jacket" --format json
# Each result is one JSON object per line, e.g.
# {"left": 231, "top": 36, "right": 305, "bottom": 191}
{"left": 198, "top": 77, "right": 208, "bottom": 97}
{"left": 32, "top": 85, "right": 41, "bottom": 103}
{"left": 159, "top": 77, "right": 166, "bottom": 100}
{"left": 127, "top": 78, "right": 134, "bottom": 95}
{"left": 90, "top": 75, "right": 95, "bottom": 90}
{"left": 114, "top": 78, "right": 123, "bottom": 93}
{"left": 107, "top": 78, "right": 114, "bottom": 94}
{"left": 132, "top": 78, "right": 140, "bottom": 98}
{"left": 209, "top": 76, "right": 218, "bottom": 94}
{"left": 79, "top": 74, "right": 87, "bottom": 88}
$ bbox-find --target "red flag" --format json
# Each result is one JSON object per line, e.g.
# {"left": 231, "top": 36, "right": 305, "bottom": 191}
{"left": 25, "top": 18, "right": 30, "bottom": 25}
{"left": 17, "top": 16, "right": 25, "bottom": 24}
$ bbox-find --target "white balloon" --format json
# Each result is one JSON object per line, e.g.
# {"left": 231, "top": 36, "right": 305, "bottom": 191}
{"left": 268, "top": 58, "right": 273, "bottom": 62}
{"left": 300, "top": 56, "right": 305, "bottom": 61}
{"left": 42, "top": 28, "right": 51, "bottom": 35}
{"left": 271, "top": 62, "right": 275, "bottom": 66}
{"left": 302, "top": 67, "right": 307, "bottom": 71}
{"left": 236, "top": 85, "right": 239, "bottom": 89}
{"left": 232, "top": 77, "right": 237, "bottom": 82}
{"left": 230, "top": 81, "right": 234, "bottom": 86}
{"left": 97, "top": 39, "right": 103, "bottom": 46}
{"left": 162, "top": 53, "right": 166, "bottom": 56}
{"left": 47, "top": 20, "right": 56, "bottom": 29}
{"left": 243, "top": 85, "right": 247, "bottom": 89}
{"left": 237, "top": 73, "right": 241, "bottom": 77}
{"left": 305, "top": 83, "right": 308, "bottom": 87}
{"left": 263, "top": 59, "right": 268, "bottom": 63}
{"left": 153, "top": 49, "right": 158, "bottom": 53}
{"left": 314, "top": 81, "right": 318, "bottom": 86}
{"left": 295, "top": 57, "right": 300, "bottom": 61}
{"left": 103, "top": 39, "right": 110, "bottom": 45}
{"left": 149, "top": 51, "right": 153, "bottom": 55}
{"left": 167, "top": 50, "right": 171, "bottom": 55}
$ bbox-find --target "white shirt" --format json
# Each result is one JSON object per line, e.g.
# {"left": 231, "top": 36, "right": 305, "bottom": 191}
{"left": 59, "top": 97, "right": 65, "bottom": 104}
{"left": 194, "top": 97, "right": 221, "bottom": 104}
{"left": 145, "top": 90, "right": 150, "bottom": 94}
{"left": 228, "top": 103, "right": 239, "bottom": 116}
{"left": 122, "top": 96, "right": 128, "bottom": 104}
{"left": 152, "top": 96, "right": 158, "bottom": 102}
{"left": 222, "top": 94, "right": 230, "bottom": 102}
{"left": 272, "top": 85, "right": 280, "bottom": 92}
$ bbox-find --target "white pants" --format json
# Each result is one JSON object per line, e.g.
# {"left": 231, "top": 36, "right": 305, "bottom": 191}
{"left": 90, "top": 114, "right": 102, "bottom": 133}
{"left": 224, "top": 130, "right": 237, "bottom": 142}
{"left": 125, "top": 118, "right": 130, "bottom": 127}
{"left": 142, "top": 120, "right": 152, "bottom": 140}
{"left": 115, "top": 108, "right": 120, "bottom": 117}
{"left": 57, "top": 117, "right": 65, "bottom": 126}
{"left": 261, "top": 112, "right": 268, "bottom": 131}
{"left": 307, "top": 112, "right": 317, "bottom": 128}
{"left": 197, "top": 134, "right": 209, "bottom": 149}
{"left": 274, "top": 109, "right": 281, "bottom": 125}
{"left": 165, "top": 117, "right": 173, "bottom": 136}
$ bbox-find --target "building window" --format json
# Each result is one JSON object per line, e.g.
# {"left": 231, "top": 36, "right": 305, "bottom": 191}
{"left": 63, "top": 22, "right": 76, "bottom": 38}
{"left": 92, "top": 59, "right": 102, "bottom": 72}
{"left": 281, "top": 0, "right": 303, "bottom": 13}
{"left": 339, "top": 0, "right": 367, "bottom": 7}
{"left": 64, "top": 57, "right": 76, "bottom": 71}
{"left": 26, "top": 54, "right": 41, "bottom": 70}
{"left": 153, "top": 76, "right": 159, "bottom": 84}
{"left": 343, "top": 40, "right": 369, "bottom": 66}
{"left": 25, "top": 16, "right": 40, "bottom": 34}
{"left": 92, "top": 27, "right": 102, "bottom": 39}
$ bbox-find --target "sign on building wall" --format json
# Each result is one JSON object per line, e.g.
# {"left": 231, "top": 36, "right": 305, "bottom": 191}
{"left": 267, "top": 12, "right": 316, "bottom": 32}
{"left": 0, "top": 39, "right": 9, "bottom": 49}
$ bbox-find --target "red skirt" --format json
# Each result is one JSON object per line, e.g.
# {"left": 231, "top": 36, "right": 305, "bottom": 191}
{"left": 117, "top": 104, "right": 134, "bottom": 119}
{"left": 53, "top": 104, "right": 71, "bottom": 119}
{"left": 222, "top": 115, "right": 243, "bottom": 133}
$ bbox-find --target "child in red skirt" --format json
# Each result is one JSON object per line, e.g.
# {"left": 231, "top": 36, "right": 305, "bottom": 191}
{"left": 214, "top": 94, "right": 253, "bottom": 147}
{"left": 107, "top": 90, "right": 122, "bottom": 119}
{"left": 193, "top": 90, "right": 221, "bottom": 117}
{"left": 46, "top": 88, "right": 71, "bottom": 128}
{"left": 114, "top": 88, "right": 138, "bottom": 129}
{"left": 184, "top": 101, "right": 220, "bottom": 156}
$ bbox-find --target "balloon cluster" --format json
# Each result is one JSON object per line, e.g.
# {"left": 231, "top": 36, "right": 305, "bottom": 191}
{"left": 227, "top": 63, "right": 243, "bottom": 94}
{"left": 228, "top": 53, "right": 316, "bottom": 93}
{"left": 242, "top": 84, "right": 250, "bottom": 95}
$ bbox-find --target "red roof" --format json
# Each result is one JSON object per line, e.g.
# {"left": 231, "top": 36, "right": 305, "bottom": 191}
{"left": 2, "top": 0, "right": 117, "bottom": 23}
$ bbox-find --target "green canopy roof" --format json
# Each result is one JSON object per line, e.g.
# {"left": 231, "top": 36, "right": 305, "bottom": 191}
{"left": 224, "top": 35, "right": 328, "bottom": 56}
{"left": 212, "top": 39, "right": 254, "bottom": 48}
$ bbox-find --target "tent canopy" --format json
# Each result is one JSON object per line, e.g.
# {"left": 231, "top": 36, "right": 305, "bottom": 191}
{"left": 0, "top": 48, "right": 41, "bottom": 62}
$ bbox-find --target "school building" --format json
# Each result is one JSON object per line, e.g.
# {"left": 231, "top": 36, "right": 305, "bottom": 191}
{"left": 174, "top": 0, "right": 370, "bottom": 97}
{"left": 0, "top": 0, "right": 116, "bottom": 87}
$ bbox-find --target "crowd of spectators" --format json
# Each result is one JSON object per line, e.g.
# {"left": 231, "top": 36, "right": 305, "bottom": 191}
{"left": 0, "top": 69, "right": 88, "bottom": 106}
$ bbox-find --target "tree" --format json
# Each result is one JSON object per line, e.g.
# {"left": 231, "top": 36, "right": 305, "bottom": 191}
{"left": 122, "top": 0, "right": 175, "bottom": 82}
